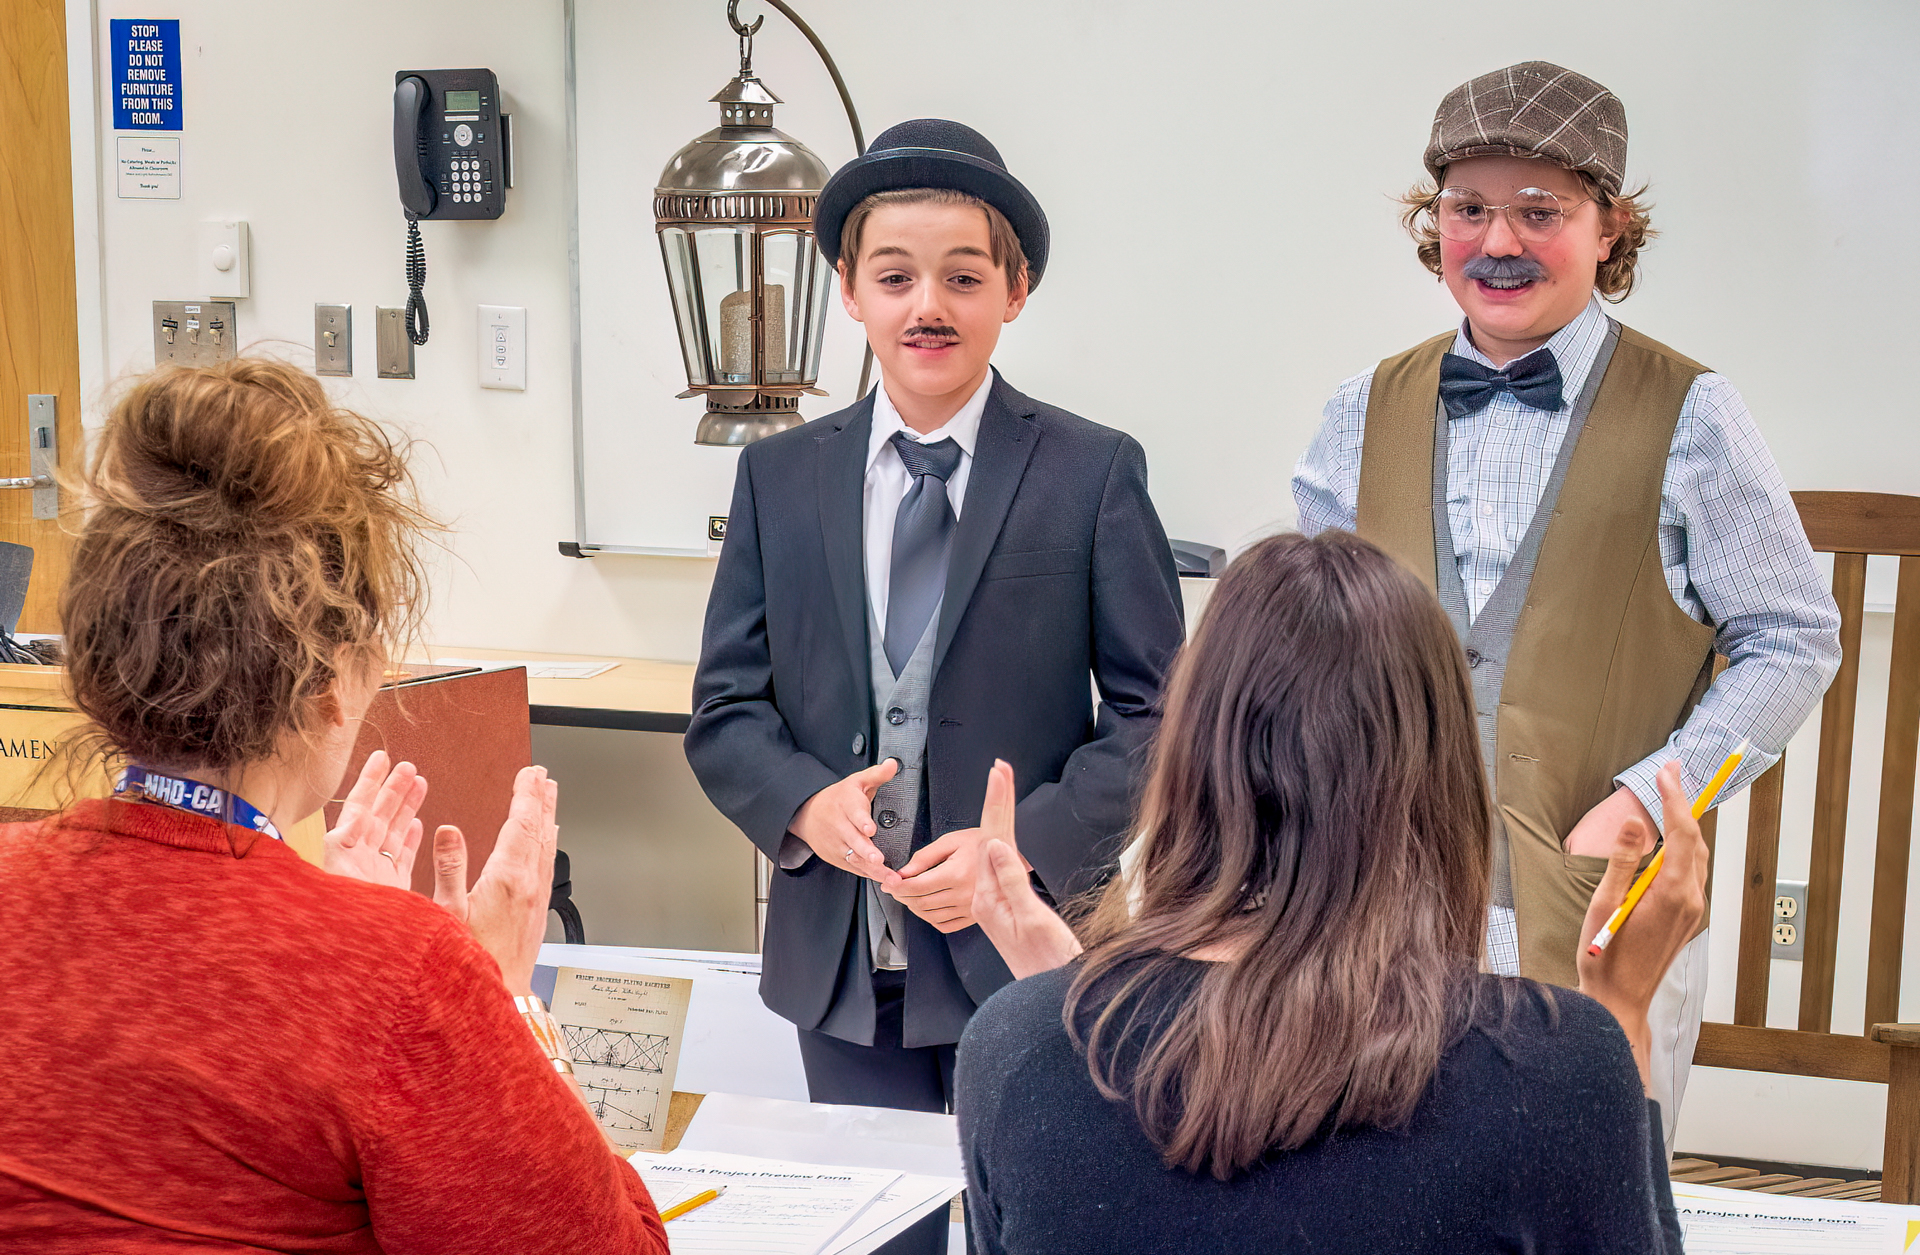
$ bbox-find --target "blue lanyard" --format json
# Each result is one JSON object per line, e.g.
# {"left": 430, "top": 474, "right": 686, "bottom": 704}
{"left": 114, "top": 765, "right": 284, "bottom": 842}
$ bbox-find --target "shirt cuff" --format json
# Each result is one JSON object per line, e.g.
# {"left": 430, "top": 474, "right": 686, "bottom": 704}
{"left": 776, "top": 832, "right": 814, "bottom": 871}
{"left": 1614, "top": 757, "right": 1669, "bottom": 837}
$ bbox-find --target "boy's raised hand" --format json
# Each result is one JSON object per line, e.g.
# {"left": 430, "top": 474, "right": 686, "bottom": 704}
{"left": 790, "top": 759, "right": 897, "bottom": 880}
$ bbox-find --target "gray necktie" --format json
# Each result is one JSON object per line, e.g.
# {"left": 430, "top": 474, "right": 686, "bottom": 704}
{"left": 884, "top": 432, "right": 964, "bottom": 675}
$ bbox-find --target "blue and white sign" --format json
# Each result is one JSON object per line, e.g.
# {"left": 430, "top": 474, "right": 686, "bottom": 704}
{"left": 111, "top": 19, "right": 181, "bottom": 131}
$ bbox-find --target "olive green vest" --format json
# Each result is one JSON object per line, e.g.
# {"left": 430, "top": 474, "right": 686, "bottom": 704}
{"left": 1356, "top": 324, "right": 1716, "bottom": 988}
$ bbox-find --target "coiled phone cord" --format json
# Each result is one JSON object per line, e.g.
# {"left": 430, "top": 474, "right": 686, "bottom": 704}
{"left": 404, "top": 215, "right": 430, "bottom": 346}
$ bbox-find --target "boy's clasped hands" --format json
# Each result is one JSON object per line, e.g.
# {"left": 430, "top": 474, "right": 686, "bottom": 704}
{"left": 787, "top": 756, "right": 1040, "bottom": 936}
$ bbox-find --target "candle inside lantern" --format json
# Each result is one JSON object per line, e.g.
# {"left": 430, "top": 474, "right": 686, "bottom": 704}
{"left": 719, "top": 285, "right": 788, "bottom": 382}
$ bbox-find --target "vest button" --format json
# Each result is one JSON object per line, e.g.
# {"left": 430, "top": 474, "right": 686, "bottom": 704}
{"left": 877, "top": 810, "right": 898, "bottom": 829}
{"left": 887, "top": 707, "right": 906, "bottom": 726}
{"left": 851, "top": 733, "right": 866, "bottom": 754}
{"left": 1466, "top": 648, "right": 1483, "bottom": 668}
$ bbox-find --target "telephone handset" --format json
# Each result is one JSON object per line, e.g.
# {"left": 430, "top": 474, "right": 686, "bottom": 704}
{"left": 392, "top": 68, "right": 511, "bottom": 347}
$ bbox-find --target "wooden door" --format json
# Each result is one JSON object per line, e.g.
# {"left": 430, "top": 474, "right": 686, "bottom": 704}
{"left": 0, "top": 0, "right": 80, "bottom": 632}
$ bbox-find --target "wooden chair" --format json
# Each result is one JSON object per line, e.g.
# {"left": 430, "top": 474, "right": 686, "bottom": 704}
{"left": 1691, "top": 491, "right": 1920, "bottom": 1203}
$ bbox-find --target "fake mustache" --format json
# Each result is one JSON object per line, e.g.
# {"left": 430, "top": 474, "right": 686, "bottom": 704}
{"left": 1462, "top": 255, "right": 1548, "bottom": 284}
{"left": 903, "top": 325, "right": 959, "bottom": 339}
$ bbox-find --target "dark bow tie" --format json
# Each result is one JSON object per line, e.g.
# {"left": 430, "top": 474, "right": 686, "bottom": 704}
{"left": 1437, "top": 348, "right": 1564, "bottom": 420}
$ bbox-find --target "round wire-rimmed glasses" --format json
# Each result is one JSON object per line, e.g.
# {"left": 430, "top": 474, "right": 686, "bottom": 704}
{"left": 1433, "top": 187, "right": 1592, "bottom": 244}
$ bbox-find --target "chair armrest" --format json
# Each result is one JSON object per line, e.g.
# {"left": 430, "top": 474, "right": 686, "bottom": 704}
{"left": 1871, "top": 1024, "right": 1920, "bottom": 1047}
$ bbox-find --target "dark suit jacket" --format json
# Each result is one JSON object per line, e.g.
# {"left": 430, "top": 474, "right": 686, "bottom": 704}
{"left": 684, "top": 374, "right": 1184, "bottom": 1046}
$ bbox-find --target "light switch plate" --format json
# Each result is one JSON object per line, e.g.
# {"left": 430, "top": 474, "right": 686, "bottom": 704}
{"left": 197, "top": 220, "right": 250, "bottom": 299}
{"left": 1773, "top": 879, "right": 1807, "bottom": 959}
{"left": 376, "top": 308, "right": 414, "bottom": 380}
{"left": 153, "top": 300, "right": 238, "bottom": 366}
{"left": 314, "top": 304, "right": 352, "bottom": 376}
{"left": 477, "top": 304, "right": 526, "bottom": 390}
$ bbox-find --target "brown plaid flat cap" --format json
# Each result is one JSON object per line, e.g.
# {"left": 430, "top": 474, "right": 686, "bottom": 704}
{"left": 1424, "top": 62, "right": 1627, "bottom": 196}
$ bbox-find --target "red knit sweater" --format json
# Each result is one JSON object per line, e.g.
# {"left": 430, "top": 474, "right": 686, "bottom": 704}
{"left": 0, "top": 798, "right": 669, "bottom": 1254}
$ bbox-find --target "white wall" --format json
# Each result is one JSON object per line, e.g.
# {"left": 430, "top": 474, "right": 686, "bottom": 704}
{"left": 70, "top": 0, "right": 1919, "bottom": 1173}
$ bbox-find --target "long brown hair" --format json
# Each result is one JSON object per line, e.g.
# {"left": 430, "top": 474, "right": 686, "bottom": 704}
{"left": 1063, "top": 531, "right": 1494, "bottom": 1179}
{"left": 60, "top": 358, "right": 434, "bottom": 774}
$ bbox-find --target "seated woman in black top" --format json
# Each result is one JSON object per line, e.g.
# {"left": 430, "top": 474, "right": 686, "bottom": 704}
{"left": 955, "top": 531, "right": 1702, "bottom": 1254}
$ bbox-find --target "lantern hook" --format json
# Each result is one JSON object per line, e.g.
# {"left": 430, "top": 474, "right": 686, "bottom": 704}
{"left": 727, "top": 0, "right": 764, "bottom": 74}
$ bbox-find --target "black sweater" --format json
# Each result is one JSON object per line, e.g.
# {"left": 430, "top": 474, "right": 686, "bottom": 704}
{"left": 956, "top": 963, "right": 1680, "bottom": 1254}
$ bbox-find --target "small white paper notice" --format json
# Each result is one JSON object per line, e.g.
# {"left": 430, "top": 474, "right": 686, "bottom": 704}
{"left": 117, "top": 136, "right": 180, "bottom": 199}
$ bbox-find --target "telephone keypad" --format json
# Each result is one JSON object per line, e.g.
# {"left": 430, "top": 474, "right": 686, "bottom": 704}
{"left": 439, "top": 156, "right": 492, "bottom": 205}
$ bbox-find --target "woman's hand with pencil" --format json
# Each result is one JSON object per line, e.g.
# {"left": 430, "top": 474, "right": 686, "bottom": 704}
{"left": 1574, "top": 760, "right": 1710, "bottom": 1092}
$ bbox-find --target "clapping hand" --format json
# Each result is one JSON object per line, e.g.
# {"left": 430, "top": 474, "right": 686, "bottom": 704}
{"left": 324, "top": 751, "right": 428, "bottom": 890}
{"left": 966, "top": 759, "right": 1083, "bottom": 978}
{"left": 431, "top": 765, "right": 560, "bottom": 995}
{"left": 1575, "top": 760, "right": 1708, "bottom": 1091}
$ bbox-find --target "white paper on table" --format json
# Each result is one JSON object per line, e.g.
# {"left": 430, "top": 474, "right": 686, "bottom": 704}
{"left": 536, "top": 946, "right": 808, "bottom": 1102}
{"left": 679, "top": 1091, "right": 962, "bottom": 1179}
{"left": 417, "top": 656, "right": 617, "bottom": 679}
{"left": 1672, "top": 1180, "right": 1920, "bottom": 1253}
{"left": 630, "top": 1148, "right": 900, "bottom": 1255}
{"left": 679, "top": 1093, "right": 964, "bottom": 1255}
{"left": 823, "top": 1174, "right": 963, "bottom": 1255}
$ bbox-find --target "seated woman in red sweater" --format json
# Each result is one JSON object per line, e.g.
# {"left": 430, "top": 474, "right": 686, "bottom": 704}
{"left": 957, "top": 531, "right": 1706, "bottom": 1253}
{"left": 0, "top": 359, "right": 667, "bottom": 1253}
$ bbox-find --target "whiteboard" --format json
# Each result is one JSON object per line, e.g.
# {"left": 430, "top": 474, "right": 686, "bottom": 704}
{"left": 568, "top": 0, "right": 1920, "bottom": 557}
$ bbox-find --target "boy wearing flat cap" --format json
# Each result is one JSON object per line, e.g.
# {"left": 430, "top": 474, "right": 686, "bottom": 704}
{"left": 1293, "top": 62, "right": 1840, "bottom": 1142}
{"left": 687, "top": 118, "right": 1182, "bottom": 1186}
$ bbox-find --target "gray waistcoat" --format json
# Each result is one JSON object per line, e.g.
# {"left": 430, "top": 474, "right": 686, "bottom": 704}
{"left": 1430, "top": 322, "right": 1619, "bottom": 910}
{"left": 863, "top": 598, "right": 939, "bottom": 970}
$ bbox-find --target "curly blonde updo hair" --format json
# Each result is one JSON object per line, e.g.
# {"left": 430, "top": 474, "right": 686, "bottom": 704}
{"left": 61, "top": 358, "right": 436, "bottom": 773}
{"left": 1397, "top": 173, "right": 1657, "bottom": 302}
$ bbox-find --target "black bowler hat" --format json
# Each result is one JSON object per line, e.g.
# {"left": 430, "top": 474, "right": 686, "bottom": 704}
{"left": 813, "top": 118, "right": 1050, "bottom": 289}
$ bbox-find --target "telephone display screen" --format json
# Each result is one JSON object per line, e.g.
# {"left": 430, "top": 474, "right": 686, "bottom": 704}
{"left": 445, "top": 90, "right": 480, "bottom": 113}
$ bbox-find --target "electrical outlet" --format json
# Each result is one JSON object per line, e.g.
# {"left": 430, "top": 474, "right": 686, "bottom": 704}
{"left": 152, "top": 300, "right": 238, "bottom": 366}
{"left": 1773, "top": 879, "right": 1807, "bottom": 960}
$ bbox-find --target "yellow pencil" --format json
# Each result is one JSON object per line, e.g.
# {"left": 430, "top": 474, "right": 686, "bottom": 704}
{"left": 1586, "top": 742, "right": 1747, "bottom": 957}
{"left": 660, "top": 1185, "right": 726, "bottom": 1222}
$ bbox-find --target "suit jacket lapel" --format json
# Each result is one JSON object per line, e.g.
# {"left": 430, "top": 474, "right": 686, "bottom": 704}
{"left": 935, "top": 376, "right": 1038, "bottom": 674}
{"left": 816, "top": 397, "right": 874, "bottom": 711}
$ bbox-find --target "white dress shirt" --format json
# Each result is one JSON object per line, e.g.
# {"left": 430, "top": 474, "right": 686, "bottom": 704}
{"left": 862, "top": 373, "right": 989, "bottom": 625}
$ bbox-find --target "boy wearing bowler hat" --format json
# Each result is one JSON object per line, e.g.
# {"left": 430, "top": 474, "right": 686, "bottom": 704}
{"left": 1293, "top": 63, "right": 1840, "bottom": 1143}
{"left": 686, "top": 117, "right": 1183, "bottom": 1202}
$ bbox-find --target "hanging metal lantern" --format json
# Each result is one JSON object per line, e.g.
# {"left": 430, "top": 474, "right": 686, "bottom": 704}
{"left": 655, "top": 7, "right": 834, "bottom": 446}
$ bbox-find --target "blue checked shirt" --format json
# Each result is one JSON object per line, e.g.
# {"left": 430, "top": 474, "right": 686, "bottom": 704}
{"left": 1292, "top": 297, "right": 1841, "bottom": 828}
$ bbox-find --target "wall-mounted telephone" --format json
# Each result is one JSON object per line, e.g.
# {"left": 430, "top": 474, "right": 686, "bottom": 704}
{"left": 392, "top": 68, "right": 512, "bottom": 347}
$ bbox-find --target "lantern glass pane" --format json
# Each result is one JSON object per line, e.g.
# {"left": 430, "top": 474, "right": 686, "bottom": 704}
{"left": 658, "top": 227, "right": 708, "bottom": 387}
{"left": 759, "top": 230, "right": 805, "bottom": 386}
{"left": 800, "top": 236, "right": 832, "bottom": 384}
{"left": 695, "top": 226, "right": 756, "bottom": 386}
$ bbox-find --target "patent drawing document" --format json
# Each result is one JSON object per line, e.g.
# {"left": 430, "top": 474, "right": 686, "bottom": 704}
{"left": 551, "top": 966, "right": 693, "bottom": 1151}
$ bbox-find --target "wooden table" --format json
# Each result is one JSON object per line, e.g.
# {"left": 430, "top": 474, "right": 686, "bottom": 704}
{"left": 421, "top": 646, "right": 696, "bottom": 734}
